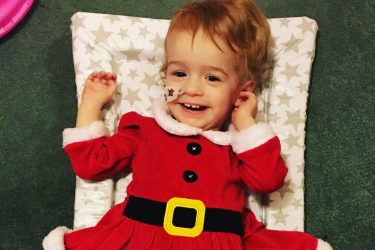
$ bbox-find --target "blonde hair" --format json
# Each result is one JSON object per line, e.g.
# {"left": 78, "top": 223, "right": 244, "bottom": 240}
{"left": 161, "top": 0, "right": 273, "bottom": 92}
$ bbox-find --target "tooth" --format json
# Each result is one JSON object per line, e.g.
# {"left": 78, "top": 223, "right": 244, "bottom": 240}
{"left": 183, "top": 103, "right": 203, "bottom": 110}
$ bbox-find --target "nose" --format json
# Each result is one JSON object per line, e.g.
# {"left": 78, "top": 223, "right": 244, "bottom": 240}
{"left": 181, "top": 76, "right": 203, "bottom": 96}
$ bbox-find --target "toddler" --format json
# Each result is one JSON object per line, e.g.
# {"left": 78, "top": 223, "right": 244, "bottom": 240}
{"left": 43, "top": 0, "right": 332, "bottom": 249}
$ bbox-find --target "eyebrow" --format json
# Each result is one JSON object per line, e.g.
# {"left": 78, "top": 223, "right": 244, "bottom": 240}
{"left": 166, "top": 60, "right": 184, "bottom": 69}
{"left": 166, "top": 61, "right": 229, "bottom": 78}
{"left": 206, "top": 65, "right": 229, "bottom": 78}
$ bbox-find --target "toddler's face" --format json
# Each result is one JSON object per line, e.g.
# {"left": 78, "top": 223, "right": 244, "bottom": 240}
{"left": 164, "top": 29, "right": 247, "bottom": 130}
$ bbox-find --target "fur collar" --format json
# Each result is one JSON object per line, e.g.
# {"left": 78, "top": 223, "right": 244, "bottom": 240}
{"left": 152, "top": 98, "right": 234, "bottom": 146}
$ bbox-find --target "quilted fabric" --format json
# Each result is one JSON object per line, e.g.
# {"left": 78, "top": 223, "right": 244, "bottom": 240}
{"left": 70, "top": 12, "right": 318, "bottom": 231}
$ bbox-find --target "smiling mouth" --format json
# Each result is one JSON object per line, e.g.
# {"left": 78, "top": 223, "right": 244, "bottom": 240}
{"left": 181, "top": 103, "right": 207, "bottom": 111}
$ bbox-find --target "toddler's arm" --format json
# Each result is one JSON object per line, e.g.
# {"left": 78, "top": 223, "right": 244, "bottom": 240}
{"left": 230, "top": 88, "right": 288, "bottom": 193}
{"left": 231, "top": 89, "right": 257, "bottom": 131}
{"left": 76, "top": 71, "right": 117, "bottom": 128}
{"left": 63, "top": 71, "right": 138, "bottom": 180}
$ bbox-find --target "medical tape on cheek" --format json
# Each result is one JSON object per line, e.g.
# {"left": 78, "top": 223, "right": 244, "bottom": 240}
{"left": 164, "top": 86, "right": 184, "bottom": 102}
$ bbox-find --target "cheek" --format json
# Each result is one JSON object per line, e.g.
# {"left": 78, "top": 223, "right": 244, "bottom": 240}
{"left": 213, "top": 92, "right": 236, "bottom": 115}
{"left": 167, "top": 102, "right": 177, "bottom": 111}
{"left": 228, "top": 87, "right": 242, "bottom": 105}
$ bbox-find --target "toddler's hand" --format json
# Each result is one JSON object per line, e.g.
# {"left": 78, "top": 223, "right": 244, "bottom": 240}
{"left": 231, "top": 91, "right": 258, "bottom": 131}
{"left": 81, "top": 71, "right": 117, "bottom": 108}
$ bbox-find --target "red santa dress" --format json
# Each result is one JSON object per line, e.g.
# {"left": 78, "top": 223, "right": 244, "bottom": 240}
{"left": 43, "top": 99, "right": 332, "bottom": 250}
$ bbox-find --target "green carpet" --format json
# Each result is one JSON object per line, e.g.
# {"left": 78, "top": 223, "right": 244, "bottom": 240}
{"left": 0, "top": 0, "right": 373, "bottom": 249}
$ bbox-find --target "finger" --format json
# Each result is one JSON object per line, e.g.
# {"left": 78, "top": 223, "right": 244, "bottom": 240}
{"left": 88, "top": 71, "right": 96, "bottom": 80}
{"left": 105, "top": 72, "right": 114, "bottom": 80}
{"left": 108, "top": 79, "right": 116, "bottom": 86}
{"left": 107, "top": 73, "right": 117, "bottom": 82}
{"left": 98, "top": 71, "right": 106, "bottom": 78}
{"left": 108, "top": 80, "right": 117, "bottom": 91}
{"left": 108, "top": 80, "right": 117, "bottom": 93}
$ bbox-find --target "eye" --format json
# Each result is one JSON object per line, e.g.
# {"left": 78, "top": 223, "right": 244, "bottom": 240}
{"left": 172, "top": 71, "right": 187, "bottom": 77}
{"left": 206, "top": 75, "right": 221, "bottom": 82}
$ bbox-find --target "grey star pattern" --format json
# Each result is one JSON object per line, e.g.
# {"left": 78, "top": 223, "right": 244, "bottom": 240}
{"left": 90, "top": 58, "right": 105, "bottom": 71}
{"left": 279, "top": 18, "right": 292, "bottom": 28}
{"left": 273, "top": 58, "right": 284, "bottom": 69}
{"left": 142, "top": 72, "right": 158, "bottom": 85}
{"left": 284, "top": 110, "right": 305, "bottom": 131}
{"left": 147, "top": 56, "right": 157, "bottom": 64}
{"left": 74, "top": 61, "right": 85, "bottom": 76}
{"left": 125, "top": 87, "right": 142, "bottom": 104}
{"left": 296, "top": 163, "right": 304, "bottom": 174}
{"left": 90, "top": 24, "right": 113, "bottom": 44}
{"left": 286, "top": 34, "right": 304, "bottom": 54}
{"left": 85, "top": 44, "right": 97, "bottom": 57}
{"left": 278, "top": 93, "right": 293, "bottom": 106}
{"left": 285, "top": 132, "right": 302, "bottom": 147}
{"left": 296, "top": 80, "right": 308, "bottom": 93}
{"left": 138, "top": 26, "right": 149, "bottom": 39}
{"left": 127, "top": 69, "right": 138, "bottom": 80}
{"left": 273, "top": 209, "right": 288, "bottom": 225}
{"left": 72, "top": 14, "right": 87, "bottom": 34}
{"left": 107, "top": 15, "right": 125, "bottom": 27}
{"left": 298, "top": 19, "right": 317, "bottom": 34}
{"left": 126, "top": 49, "right": 143, "bottom": 61}
{"left": 151, "top": 33, "right": 165, "bottom": 49}
{"left": 112, "top": 50, "right": 128, "bottom": 61}
{"left": 278, "top": 180, "right": 294, "bottom": 199}
{"left": 291, "top": 197, "right": 303, "bottom": 209}
{"left": 281, "top": 63, "right": 300, "bottom": 82}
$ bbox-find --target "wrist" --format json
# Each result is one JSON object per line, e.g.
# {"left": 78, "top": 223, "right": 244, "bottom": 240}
{"left": 76, "top": 102, "right": 103, "bottom": 128}
{"left": 79, "top": 98, "right": 104, "bottom": 110}
{"left": 235, "top": 117, "right": 256, "bottom": 131}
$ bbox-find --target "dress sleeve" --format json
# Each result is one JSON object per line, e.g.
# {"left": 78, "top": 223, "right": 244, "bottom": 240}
{"left": 63, "top": 112, "right": 142, "bottom": 181}
{"left": 231, "top": 123, "right": 288, "bottom": 194}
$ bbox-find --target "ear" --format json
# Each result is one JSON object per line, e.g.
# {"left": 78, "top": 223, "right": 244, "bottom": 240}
{"left": 232, "top": 80, "right": 255, "bottom": 104}
{"left": 242, "top": 80, "right": 255, "bottom": 92}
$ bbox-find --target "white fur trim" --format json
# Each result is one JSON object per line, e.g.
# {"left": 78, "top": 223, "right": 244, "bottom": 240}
{"left": 231, "top": 123, "right": 275, "bottom": 154}
{"left": 42, "top": 226, "right": 71, "bottom": 250}
{"left": 152, "top": 98, "right": 203, "bottom": 136}
{"left": 62, "top": 121, "right": 109, "bottom": 147}
{"left": 152, "top": 98, "right": 233, "bottom": 145}
{"left": 317, "top": 239, "right": 334, "bottom": 250}
{"left": 202, "top": 130, "right": 233, "bottom": 145}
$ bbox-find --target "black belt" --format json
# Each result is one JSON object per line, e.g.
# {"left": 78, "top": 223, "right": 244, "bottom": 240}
{"left": 123, "top": 195, "right": 243, "bottom": 237}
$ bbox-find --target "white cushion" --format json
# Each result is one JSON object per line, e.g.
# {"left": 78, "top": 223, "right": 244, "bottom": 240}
{"left": 70, "top": 12, "right": 318, "bottom": 231}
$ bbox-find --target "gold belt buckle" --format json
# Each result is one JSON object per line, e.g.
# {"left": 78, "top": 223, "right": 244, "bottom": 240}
{"left": 163, "top": 197, "right": 206, "bottom": 237}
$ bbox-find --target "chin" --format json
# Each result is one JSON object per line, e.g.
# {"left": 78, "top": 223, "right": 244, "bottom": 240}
{"left": 181, "top": 119, "right": 206, "bottom": 129}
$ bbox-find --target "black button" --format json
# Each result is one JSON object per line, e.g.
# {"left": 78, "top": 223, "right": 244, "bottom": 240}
{"left": 183, "top": 170, "right": 198, "bottom": 183}
{"left": 186, "top": 142, "right": 202, "bottom": 155}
